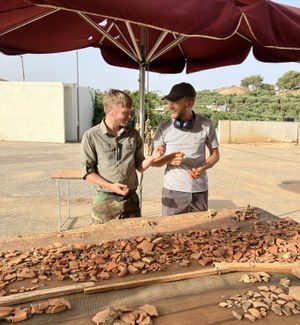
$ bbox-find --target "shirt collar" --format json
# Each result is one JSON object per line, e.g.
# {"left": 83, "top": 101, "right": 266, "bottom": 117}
{"left": 100, "top": 119, "right": 128, "bottom": 136}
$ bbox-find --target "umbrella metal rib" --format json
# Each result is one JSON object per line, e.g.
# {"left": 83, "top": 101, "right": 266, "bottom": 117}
{"left": 78, "top": 12, "right": 138, "bottom": 62}
{"left": 0, "top": 8, "right": 59, "bottom": 37}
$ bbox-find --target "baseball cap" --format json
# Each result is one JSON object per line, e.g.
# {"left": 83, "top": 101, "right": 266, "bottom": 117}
{"left": 162, "top": 82, "right": 196, "bottom": 101}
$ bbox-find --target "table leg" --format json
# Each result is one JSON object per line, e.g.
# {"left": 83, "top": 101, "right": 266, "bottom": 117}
{"left": 60, "top": 180, "right": 72, "bottom": 230}
{"left": 56, "top": 180, "right": 61, "bottom": 231}
{"left": 67, "top": 180, "right": 70, "bottom": 219}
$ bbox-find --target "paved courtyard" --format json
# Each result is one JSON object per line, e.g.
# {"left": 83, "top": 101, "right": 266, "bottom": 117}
{"left": 0, "top": 141, "right": 299, "bottom": 236}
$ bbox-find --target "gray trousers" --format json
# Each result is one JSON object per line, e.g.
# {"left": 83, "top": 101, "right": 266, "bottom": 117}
{"left": 162, "top": 187, "right": 208, "bottom": 216}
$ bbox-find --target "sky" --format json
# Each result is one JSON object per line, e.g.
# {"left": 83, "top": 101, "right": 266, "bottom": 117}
{"left": 0, "top": 0, "right": 299, "bottom": 96}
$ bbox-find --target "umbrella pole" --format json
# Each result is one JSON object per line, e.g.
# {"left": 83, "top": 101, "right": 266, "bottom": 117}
{"left": 138, "top": 63, "right": 145, "bottom": 210}
{"left": 76, "top": 50, "right": 80, "bottom": 142}
{"left": 137, "top": 25, "right": 147, "bottom": 212}
{"left": 138, "top": 65, "right": 145, "bottom": 143}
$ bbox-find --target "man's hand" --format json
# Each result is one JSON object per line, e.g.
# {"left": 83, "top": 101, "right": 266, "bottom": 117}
{"left": 169, "top": 152, "right": 185, "bottom": 166}
{"left": 110, "top": 183, "right": 129, "bottom": 196}
{"left": 151, "top": 145, "right": 166, "bottom": 160}
{"left": 150, "top": 150, "right": 184, "bottom": 168}
{"left": 188, "top": 167, "right": 205, "bottom": 179}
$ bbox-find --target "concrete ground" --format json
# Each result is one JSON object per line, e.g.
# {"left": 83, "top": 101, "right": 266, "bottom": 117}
{"left": 0, "top": 141, "right": 299, "bottom": 236}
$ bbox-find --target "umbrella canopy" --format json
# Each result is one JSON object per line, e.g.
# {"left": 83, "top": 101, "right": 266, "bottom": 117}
{"left": 1, "top": 0, "right": 300, "bottom": 137}
{"left": 1, "top": 0, "right": 300, "bottom": 72}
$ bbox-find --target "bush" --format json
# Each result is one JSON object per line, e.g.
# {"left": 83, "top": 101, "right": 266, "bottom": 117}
{"left": 91, "top": 91, "right": 105, "bottom": 126}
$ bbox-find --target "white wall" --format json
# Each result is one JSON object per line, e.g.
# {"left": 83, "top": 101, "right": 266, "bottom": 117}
{"left": 78, "top": 87, "right": 94, "bottom": 140}
{"left": 64, "top": 84, "right": 77, "bottom": 142}
{"left": 218, "top": 120, "right": 300, "bottom": 144}
{"left": 0, "top": 82, "right": 65, "bottom": 142}
{"left": 0, "top": 82, "right": 93, "bottom": 143}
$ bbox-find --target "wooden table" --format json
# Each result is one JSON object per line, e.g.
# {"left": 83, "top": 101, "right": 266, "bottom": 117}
{"left": 50, "top": 169, "right": 82, "bottom": 231}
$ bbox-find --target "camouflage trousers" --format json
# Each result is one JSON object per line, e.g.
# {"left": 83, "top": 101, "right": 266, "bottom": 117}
{"left": 92, "top": 190, "right": 141, "bottom": 224}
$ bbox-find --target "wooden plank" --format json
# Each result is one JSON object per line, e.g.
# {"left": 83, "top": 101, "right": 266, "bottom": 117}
{"left": 291, "top": 268, "right": 300, "bottom": 279}
{"left": 0, "top": 282, "right": 94, "bottom": 306}
{"left": 50, "top": 169, "right": 81, "bottom": 179}
{"left": 84, "top": 268, "right": 218, "bottom": 294}
{"left": 214, "top": 262, "right": 300, "bottom": 274}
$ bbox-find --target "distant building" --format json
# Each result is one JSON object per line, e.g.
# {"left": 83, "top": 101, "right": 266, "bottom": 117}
{"left": 217, "top": 105, "right": 230, "bottom": 112}
{"left": 206, "top": 104, "right": 230, "bottom": 112}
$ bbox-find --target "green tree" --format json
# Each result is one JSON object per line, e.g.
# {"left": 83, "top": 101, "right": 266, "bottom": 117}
{"left": 276, "top": 70, "right": 300, "bottom": 90}
{"left": 91, "top": 84, "right": 300, "bottom": 128}
{"left": 131, "top": 90, "right": 162, "bottom": 127}
{"left": 240, "top": 75, "right": 264, "bottom": 90}
{"left": 91, "top": 91, "right": 105, "bottom": 126}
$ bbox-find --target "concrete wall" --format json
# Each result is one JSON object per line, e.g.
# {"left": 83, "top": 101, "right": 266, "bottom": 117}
{"left": 78, "top": 87, "right": 94, "bottom": 140}
{"left": 63, "top": 85, "right": 94, "bottom": 142}
{"left": 218, "top": 120, "right": 300, "bottom": 144}
{"left": 0, "top": 82, "right": 93, "bottom": 143}
{"left": 64, "top": 84, "right": 76, "bottom": 142}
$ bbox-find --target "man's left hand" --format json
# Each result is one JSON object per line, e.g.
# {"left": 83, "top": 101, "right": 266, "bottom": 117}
{"left": 188, "top": 167, "right": 205, "bottom": 179}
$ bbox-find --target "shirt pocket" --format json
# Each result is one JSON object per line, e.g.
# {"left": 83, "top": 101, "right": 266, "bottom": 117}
{"left": 122, "top": 142, "right": 135, "bottom": 159}
{"left": 102, "top": 143, "right": 115, "bottom": 161}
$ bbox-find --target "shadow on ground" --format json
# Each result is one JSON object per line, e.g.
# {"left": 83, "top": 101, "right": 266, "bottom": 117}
{"left": 279, "top": 180, "right": 300, "bottom": 194}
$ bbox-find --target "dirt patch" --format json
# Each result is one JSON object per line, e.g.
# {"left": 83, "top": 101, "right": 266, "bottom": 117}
{"left": 214, "top": 86, "right": 249, "bottom": 95}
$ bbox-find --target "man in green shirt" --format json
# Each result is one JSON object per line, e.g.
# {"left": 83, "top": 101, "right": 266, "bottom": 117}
{"left": 81, "top": 89, "right": 165, "bottom": 224}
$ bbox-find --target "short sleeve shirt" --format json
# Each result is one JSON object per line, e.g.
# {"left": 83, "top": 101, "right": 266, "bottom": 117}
{"left": 80, "top": 120, "right": 145, "bottom": 191}
{"left": 153, "top": 114, "right": 219, "bottom": 193}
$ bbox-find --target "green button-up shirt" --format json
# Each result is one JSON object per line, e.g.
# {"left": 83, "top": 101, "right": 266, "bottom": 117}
{"left": 80, "top": 120, "right": 145, "bottom": 191}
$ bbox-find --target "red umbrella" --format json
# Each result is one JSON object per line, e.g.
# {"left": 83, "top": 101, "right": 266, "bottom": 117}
{"left": 1, "top": 0, "right": 300, "bottom": 70}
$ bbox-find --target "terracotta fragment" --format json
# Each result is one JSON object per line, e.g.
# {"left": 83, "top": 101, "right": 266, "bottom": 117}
{"left": 232, "top": 309, "right": 244, "bottom": 320}
{"left": 92, "top": 309, "right": 110, "bottom": 325}
{"left": 244, "top": 313, "right": 256, "bottom": 322}
{"left": 139, "top": 315, "right": 153, "bottom": 325}
{"left": 139, "top": 304, "right": 159, "bottom": 316}
{"left": 271, "top": 304, "right": 282, "bottom": 315}
{"left": 289, "top": 286, "right": 300, "bottom": 302}
{"left": 16, "top": 268, "right": 35, "bottom": 279}
{"left": 45, "top": 304, "right": 67, "bottom": 313}
{"left": 0, "top": 306, "right": 14, "bottom": 319}
{"left": 137, "top": 240, "right": 154, "bottom": 252}
{"left": 135, "top": 309, "right": 148, "bottom": 323}
{"left": 127, "top": 265, "right": 139, "bottom": 275}
{"left": 120, "top": 312, "right": 136, "bottom": 325}
{"left": 248, "top": 308, "right": 261, "bottom": 319}
{"left": 5, "top": 307, "right": 27, "bottom": 323}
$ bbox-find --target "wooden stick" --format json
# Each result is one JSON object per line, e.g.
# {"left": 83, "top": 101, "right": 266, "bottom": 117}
{"left": 214, "top": 262, "right": 300, "bottom": 274}
{"left": 3, "top": 263, "right": 298, "bottom": 306}
{"left": 0, "top": 282, "right": 94, "bottom": 306}
{"left": 291, "top": 268, "right": 300, "bottom": 279}
{"left": 84, "top": 268, "right": 218, "bottom": 294}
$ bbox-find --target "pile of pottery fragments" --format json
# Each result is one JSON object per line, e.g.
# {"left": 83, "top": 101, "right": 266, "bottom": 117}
{"left": 0, "top": 300, "right": 158, "bottom": 324}
{"left": 1, "top": 214, "right": 299, "bottom": 292}
{"left": 232, "top": 272, "right": 300, "bottom": 320}
{"left": 0, "top": 209, "right": 299, "bottom": 323}
{"left": 92, "top": 304, "right": 159, "bottom": 325}
{"left": 0, "top": 298, "right": 71, "bottom": 323}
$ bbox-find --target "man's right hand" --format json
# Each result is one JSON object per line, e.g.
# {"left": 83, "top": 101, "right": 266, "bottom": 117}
{"left": 110, "top": 183, "right": 129, "bottom": 196}
{"left": 169, "top": 152, "right": 185, "bottom": 166}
